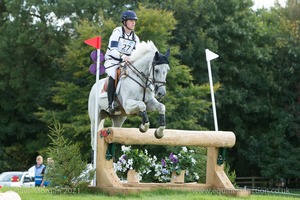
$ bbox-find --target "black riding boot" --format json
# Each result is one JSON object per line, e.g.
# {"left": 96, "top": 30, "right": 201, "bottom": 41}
{"left": 107, "top": 76, "right": 116, "bottom": 114}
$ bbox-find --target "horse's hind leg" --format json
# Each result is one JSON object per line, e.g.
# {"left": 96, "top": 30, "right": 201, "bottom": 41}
{"left": 112, "top": 115, "right": 127, "bottom": 127}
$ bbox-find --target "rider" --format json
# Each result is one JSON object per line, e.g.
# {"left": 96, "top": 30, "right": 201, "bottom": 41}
{"left": 104, "top": 10, "right": 140, "bottom": 114}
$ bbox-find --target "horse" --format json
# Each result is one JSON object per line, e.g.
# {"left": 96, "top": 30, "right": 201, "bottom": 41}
{"left": 88, "top": 41, "right": 170, "bottom": 150}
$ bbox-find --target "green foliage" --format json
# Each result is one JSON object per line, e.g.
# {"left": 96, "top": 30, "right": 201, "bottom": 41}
{"left": 36, "top": 19, "right": 107, "bottom": 160}
{"left": 135, "top": 5, "right": 176, "bottom": 50}
{"left": 45, "top": 122, "right": 94, "bottom": 191}
{"left": 0, "top": 0, "right": 102, "bottom": 171}
{"left": 216, "top": 4, "right": 300, "bottom": 178}
{"left": 224, "top": 162, "right": 237, "bottom": 188}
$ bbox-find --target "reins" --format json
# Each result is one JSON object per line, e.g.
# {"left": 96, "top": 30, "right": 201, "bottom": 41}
{"left": 124, "top": 61, "right": 154, "bottom": 101}
{"left": 122, "top": 58, "right": 167, "bottom": 101}
{"left": 109, "top": 51, "right": 168, "bottom": 102}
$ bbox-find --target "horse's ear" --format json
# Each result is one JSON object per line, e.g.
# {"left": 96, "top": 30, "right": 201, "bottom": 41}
{"left": 165, "top": 49, "right": 170, "bottom": 58}
{"left": 155, "top": 51, "right": 160, "bottom": 61}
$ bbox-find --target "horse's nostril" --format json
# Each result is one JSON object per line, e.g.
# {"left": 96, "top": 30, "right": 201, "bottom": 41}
{"left": 158, "top": 92, "right": 165, "bottom": 97}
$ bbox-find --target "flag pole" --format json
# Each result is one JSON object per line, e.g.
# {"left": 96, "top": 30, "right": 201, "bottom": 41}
{"left": 91, "top": 48, "right": 100, "bottom": 186}
{"left": 205, "top": 49, "right": 219, "bottom": 131}
{"left": 84, "top": 36, "right": 101, "bottom": 187}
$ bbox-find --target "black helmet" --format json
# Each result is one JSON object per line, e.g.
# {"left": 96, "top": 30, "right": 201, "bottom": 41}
{"left": 121, "top": 10, "right": 138, "bottom": 22}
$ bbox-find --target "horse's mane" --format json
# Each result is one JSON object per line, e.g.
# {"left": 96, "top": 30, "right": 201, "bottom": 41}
{"left": 130, "top": 41, "right": 158, "bottom": 62}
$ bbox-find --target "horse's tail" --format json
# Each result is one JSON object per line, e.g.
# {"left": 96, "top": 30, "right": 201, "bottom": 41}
{"left": 89, "top": 83, "right": 101, "bottom": 150}
{"left": 88, "top": 79, "right": 107, "bottom": 150}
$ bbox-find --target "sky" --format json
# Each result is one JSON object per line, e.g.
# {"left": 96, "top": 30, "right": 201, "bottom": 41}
{"left": 253, "top": 0, "right": 286, "bottom": 9}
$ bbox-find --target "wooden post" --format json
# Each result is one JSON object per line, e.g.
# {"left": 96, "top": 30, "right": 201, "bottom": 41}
{"left": 96, "top": 135, "right": 122, "bottom": 188}
{"left": 206, "top": 147, "right": 234, "bottom": 188}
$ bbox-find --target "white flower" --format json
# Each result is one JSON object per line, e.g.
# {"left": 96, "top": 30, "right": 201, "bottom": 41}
{"left": 121, "top": 145, "right": 131, "bottom": 153}
{"left": 185, "top": 170, "right": 189, "bottom": 176}
{"left": 193, "top": 172, "right": 199, "bottom": 180}
{"left": 153, "top": 155, "right": 157, "bottom": 161}
{"left": 182, "top": 146, "right": 188, "bottom": 152}
{"left": 191, "top": 158, "right": 196, "bottom": 165}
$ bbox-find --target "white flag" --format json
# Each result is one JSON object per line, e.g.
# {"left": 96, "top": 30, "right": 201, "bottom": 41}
{"left": 205, "top": 49, "right": 219, "bottom": 61}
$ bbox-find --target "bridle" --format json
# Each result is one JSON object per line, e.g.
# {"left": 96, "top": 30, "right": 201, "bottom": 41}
{"left": 151, "top": 60, "right": 167, "bottom": 94}
{"left": 123, "top": 53, "right": 169, "bottom": 101}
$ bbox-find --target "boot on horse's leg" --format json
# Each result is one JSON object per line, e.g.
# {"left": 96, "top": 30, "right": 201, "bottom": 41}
{"left": 107, "top": 76, "right": 116, "bottom": 115}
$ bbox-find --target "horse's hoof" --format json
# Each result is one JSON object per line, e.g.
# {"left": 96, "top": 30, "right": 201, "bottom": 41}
{"left": 139, "top": 123, "right": 149, "bottom": 133}
{"left": 139, "top": 125, "right": 147, "bottom": 133}
{"left": 154, "top": 130, "right": 164, "bottom": 139}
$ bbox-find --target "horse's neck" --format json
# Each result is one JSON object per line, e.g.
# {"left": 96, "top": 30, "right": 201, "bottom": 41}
{"left": 129, "top": 53, "right": 153, "bottom": 77}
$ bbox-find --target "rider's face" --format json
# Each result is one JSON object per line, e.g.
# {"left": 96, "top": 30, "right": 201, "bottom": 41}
{"left": 125, "top": 20, "right": 136, "bottom": 30}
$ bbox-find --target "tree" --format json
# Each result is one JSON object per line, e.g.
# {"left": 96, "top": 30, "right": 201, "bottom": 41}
{"left": 209, "top": 2, "right": 300, "bottom": 178}
{"left": 0, "top": 0, "right": 102, "bottom": 171}
{"left": 144, "top": 0, "right": 300, "bottom": 179}
{"left": 46, "top": 122, "right": 94, "bottom": 190}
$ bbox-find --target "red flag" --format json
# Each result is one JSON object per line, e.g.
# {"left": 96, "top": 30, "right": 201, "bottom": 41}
{"left": 84, "top": 36, "right": 101, "bottom": 49}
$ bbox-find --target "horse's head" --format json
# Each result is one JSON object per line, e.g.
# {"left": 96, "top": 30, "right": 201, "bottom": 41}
{"left": 151, "top": 49, "right": 170, "bottom": 99}
{"left": 129, "top": 41, "right": 170, "bottom": 98}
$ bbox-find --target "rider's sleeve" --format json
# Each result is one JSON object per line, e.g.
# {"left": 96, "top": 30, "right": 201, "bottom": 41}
{"left": 107, "top": 27, "right": 123, "bottom": 59}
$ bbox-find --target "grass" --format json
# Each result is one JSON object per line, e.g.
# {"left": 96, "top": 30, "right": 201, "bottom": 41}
{"left": 1, "top": 187, "right": 300, "bottom": 200}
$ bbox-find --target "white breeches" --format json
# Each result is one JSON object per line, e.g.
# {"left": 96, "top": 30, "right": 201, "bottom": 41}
{"left": 104, "top": 60, "right": 119, "bottom": 79}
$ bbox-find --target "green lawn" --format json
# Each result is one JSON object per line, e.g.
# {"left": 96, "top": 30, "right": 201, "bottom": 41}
{"left": 1, "top": 187, "right": 300, "bottom": 200}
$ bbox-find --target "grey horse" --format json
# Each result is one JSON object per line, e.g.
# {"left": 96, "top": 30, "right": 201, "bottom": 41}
{"left": 88, "top": 41, "right": 170, "bottom": 150}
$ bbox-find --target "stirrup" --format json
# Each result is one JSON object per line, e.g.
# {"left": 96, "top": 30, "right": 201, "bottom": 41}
{"left": 108, "top": 104, "right": 115, "bottom": 115}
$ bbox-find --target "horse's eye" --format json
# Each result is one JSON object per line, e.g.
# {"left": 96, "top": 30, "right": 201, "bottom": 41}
{"left": 155, "top": 69, "right": 159, "bottom": 73}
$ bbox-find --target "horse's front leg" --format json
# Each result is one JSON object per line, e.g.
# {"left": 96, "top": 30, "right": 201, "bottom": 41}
{"left": 123, "top": 99, "right": 150, "bottom": 132}
{"left": 139, "top": 110, "right": 150, "bottom": 132}
{"left": 146, "top": 98, "right": 166, "bottom": 139}
{"left": 156, "top": 113, "right": 165, "bottom": 138}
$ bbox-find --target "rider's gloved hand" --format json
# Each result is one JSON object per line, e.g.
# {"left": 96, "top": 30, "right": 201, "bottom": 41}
{"left": 121, "top": 54, "right": 130, "bottom": 62}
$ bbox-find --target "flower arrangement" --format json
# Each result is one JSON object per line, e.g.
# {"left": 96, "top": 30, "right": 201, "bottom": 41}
{"left": 115, "top": 146, "right": 200, "bottom": 183}
{"left": 114, "top": 145, "right": 156, "bottom": 180}
{"left": 155, "top": 147, "right": 199, "bottom": 182}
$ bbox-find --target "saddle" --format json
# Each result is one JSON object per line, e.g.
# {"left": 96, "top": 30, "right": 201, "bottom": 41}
{"left": 102, "top": 67, "right": 124, "bottom": 92}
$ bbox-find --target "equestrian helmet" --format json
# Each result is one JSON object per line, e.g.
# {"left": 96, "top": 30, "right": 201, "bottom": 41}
{"left": 121, "top": 10, "right": 138, "bottom": 22}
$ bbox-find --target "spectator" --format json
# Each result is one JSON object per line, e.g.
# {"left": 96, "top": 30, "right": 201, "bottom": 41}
{"left": 28, "top": 155, "right": 46, "bottom": 187}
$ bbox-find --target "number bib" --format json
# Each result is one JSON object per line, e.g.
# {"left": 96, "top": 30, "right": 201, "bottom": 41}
{"left": 117, "top": 37, "right": 136, "bottom": 55}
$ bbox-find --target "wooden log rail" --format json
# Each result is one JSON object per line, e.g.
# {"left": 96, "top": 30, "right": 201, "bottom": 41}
{"left": 104, "top": 128, "right": 236, "bottom": 147}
